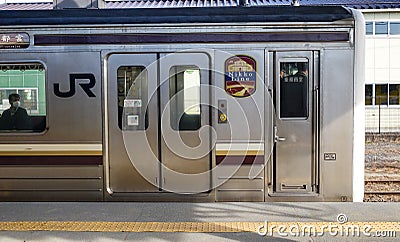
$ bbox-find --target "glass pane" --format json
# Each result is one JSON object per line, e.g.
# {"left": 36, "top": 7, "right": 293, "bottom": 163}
{"left": 169, "top": 66, "right": 201, "bottom": 131}
{"left": 366, "top": 22, "right": 373, "bottom": 35}
{"left": 389, "top": 84, "right": 400, "bottom": 105}
{"left": 365, "top": 84, "right": 373, "bottom": 105}
{"left": 375, "top": 84, "right": 388, "bottom": 105}
{"left": 375, "top": 22, "right": 388, "bottom": 35}
{"left": 117, "top": 66, "right": 148, "bottom": 130}
{"left": 280, "top": 62, "right": 309, "bottom": 118}
{"left": 390, "top": 22, "right": 400, "bottom": 35}
{"left": 0, "top": 63, "right": 46, "bottom": 132}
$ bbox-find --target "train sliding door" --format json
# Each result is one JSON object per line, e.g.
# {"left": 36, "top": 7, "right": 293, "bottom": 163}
{"left": 106, "top": 54, "right": 159, "bottom": 193}
{"left": 272, "top": 51, "right": 318, "bottom": 194}
{"left": 106, "top": 53, "right": 211, "bottom": 196}
{"left": 159, "top": 53, "right": 211, "bottom": 193}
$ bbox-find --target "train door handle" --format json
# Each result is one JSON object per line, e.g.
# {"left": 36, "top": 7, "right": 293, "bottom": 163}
{"left": 275, "top": 136, "right": 286, "bottom": 142}
{"left": 274, "top": 126, "right": 286, "bottom": 142}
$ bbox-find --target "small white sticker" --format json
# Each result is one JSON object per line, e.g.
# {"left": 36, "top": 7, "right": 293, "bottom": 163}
{"left": 127, "top": 115, "right": 139, "bottom": 126}
{"left": 124, "top": 99, "right": 142, "bottom": 108}
{"left": 324, "top": 153, "right": 336, "bottom": 161}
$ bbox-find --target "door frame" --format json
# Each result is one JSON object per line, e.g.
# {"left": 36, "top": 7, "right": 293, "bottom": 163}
{"left": 104, "top": 51, "right": 213, "bottom": 195}
{"left": 269, "top": 50, "right": 319, "bottom": 196}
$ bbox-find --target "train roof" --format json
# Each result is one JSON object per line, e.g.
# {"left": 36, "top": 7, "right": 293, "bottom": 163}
{"left": 1, "top": 0, "right": 399, "bottom": 10}
{"left": 0, "top": 6, "right": 354, "bottom": 26}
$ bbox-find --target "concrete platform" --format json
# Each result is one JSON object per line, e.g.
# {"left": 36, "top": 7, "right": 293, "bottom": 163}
{"left": 0, "top": 202, "right": 399, "bottom": 241}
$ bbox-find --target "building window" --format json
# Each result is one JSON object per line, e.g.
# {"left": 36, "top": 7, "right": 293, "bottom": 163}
{"left": 375, "top": 22, "right": 388, "bottom": 35}
{"left": 365, "top": 84, "right": 400, "bottom": 106}
{"left": 390, "top": 22, "right": 400, "bottom": 35}
{"left": 365, "top": 21, "right": 400, "bottom": 36}
{"left": 389, "top": 84, "right": 400, "bottom": 105}
{"left": 365, "top": 84, "right": 373, "bottom": 105}
{"left": 375, "top": 84, "right": 388, "bottom": 105}
{"left": 0, "top": 63, "right": 46, "bottom": 132}
{"left": 366, "top": 22, "right": 374, "bottom": 35}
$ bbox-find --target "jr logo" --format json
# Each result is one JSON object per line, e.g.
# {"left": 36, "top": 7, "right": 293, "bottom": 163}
{"left": 54, "top": 73, "right": 96, "bottom": 98}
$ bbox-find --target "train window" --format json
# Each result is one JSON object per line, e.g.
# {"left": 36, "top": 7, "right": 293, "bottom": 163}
{"left": 390, "top": 22, "right": 400, "bottom": 35}
{"left": 366, "top": 22, "right": 373, "bottom": 35}
{"left": 280, "top": 61, "right": 308, "bottom": 119}
{"left": 169, "top": 66, "right": 201, "bottom": 131}
{"left": 117, "top": 66, "right": 148, "bottom": 130}
{"left": 375, "top": 22, "right": 388, "bottom": 35}
{"left": 365, "top": 84, "right": 373, "bottom": 105}
{"left": 375, "top": 84, "right": 388, "bottom": 105}
{"left": 0, "top": 63, "right": 46, "bottom": 133}
{"left": 389, "top": 84, "right": 400, "bottom": 105}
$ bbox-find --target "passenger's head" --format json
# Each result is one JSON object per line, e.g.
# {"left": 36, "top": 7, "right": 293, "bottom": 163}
{"left": 8, "top": 93, "right": 20, "bottom": 108}
{"left": 297, "top": 63, "right": 308, "bottom": 73}
{"left": 280, "top": 67, "right": 286, "bottom": 78}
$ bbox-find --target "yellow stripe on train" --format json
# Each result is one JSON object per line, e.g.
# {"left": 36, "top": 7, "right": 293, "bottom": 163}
{"left": 0, "top": 144, "right": 102, "bottom": 156}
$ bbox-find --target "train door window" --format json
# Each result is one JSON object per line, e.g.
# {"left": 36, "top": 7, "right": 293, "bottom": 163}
{"left": 365, "top": 84, "right": 373, "bottom": 105}
{"left": 375, "top": 84, "right": 388, "bottom": 105}
{"left": 169, "top": 66, "right": 201, "bottom": 131}
{"left": 279, "top": 61, "right": 309, "bottom": 118}
{"left": 389, "top": 84, "right": 400, "bottom": 105}
{"left": 117, "top": 66, "right": 148, "bottom": 130}
{"left": 0, "top": 63, "right": 46, "bottom": 132}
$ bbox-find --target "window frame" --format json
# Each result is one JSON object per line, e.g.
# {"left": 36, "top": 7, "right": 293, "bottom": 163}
{"left": 389, "top": 83, "right": 400, "bottom": 105}
{"left": 169, "top": 65, "right": 201, "bottom": 131}
{"left": 365, "top": 84, "right": 373, "bottom": 105}
{"left": 278, "top": 60, "right": 310, "bottom": 120}
{"left": 366, "top": 21, "right": 374, "bottom": 35}
{"left": 116, "top": 65, "right": 148, "bottom": 131}
{"left": 365, "top": 83, "right": 400, "bottom": 107}
{"left": 0, "top": 62, "right": 47, "bottom": 134}
{"left": 375, "top": 83, "right": 388, "bottom": 106}
{"left": 390, "top": 22, "right": 400, "bottom": 35}
{"left": 365, "top": 20, "right": 400, "bottom": 36}
{"left": 375, "top": 21, "right": 389, "bottom": 35}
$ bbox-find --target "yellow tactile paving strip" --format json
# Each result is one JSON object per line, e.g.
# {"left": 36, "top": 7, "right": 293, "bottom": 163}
{"left": 0, "top": 221, "right": 398, "bottom": 233}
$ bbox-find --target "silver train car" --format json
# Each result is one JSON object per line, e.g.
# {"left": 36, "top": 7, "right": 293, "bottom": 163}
{"left": 0, "top": 6, "right": 365, "bottom": 202}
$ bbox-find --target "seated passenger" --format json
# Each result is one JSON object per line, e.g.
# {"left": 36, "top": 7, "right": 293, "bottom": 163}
{"left": 0, "top": 93, "right": 32, "bottom": 130}
{"left": 294, "top": 62, "right": 308, "bottom": 81}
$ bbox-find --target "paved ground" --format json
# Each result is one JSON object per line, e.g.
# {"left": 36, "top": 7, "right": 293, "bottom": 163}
{"left": 0, "top": 202, "right": 399, "bottom": 241}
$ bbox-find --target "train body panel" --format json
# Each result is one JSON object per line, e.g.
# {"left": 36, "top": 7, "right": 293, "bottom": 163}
{"left": 0, "top": 6, "right": 365, "bottom": 202}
